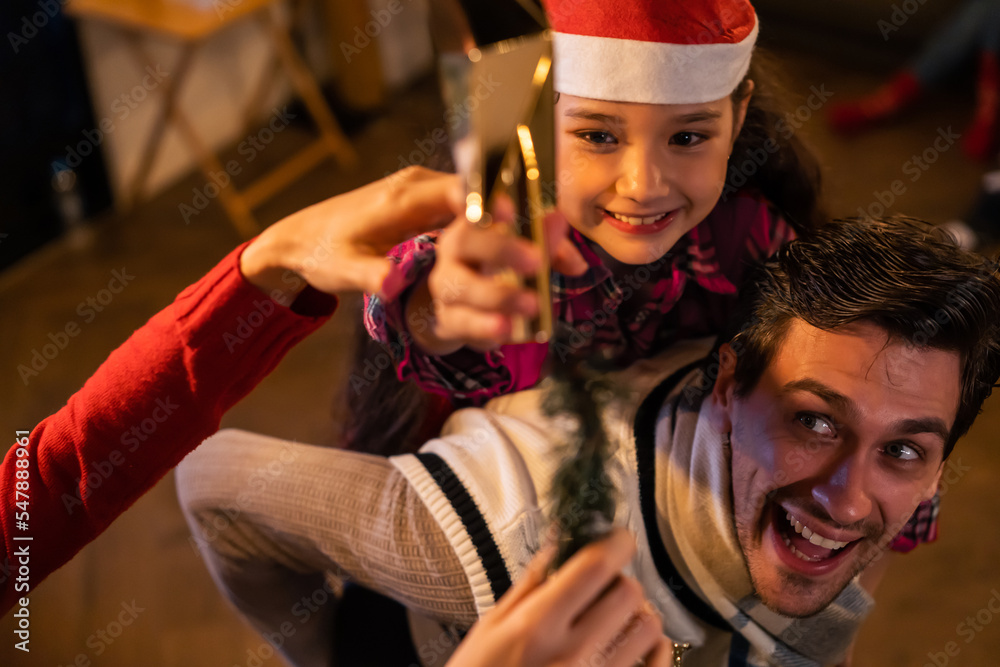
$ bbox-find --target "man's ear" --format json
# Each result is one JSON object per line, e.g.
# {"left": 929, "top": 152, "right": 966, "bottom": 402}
{"left": 711, "top": 343, "right": 738, "bottom": 433}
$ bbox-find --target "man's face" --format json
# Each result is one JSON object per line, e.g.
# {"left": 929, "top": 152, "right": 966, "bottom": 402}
{"left": 713, "top": 319, "right": 957, "bottom": 617}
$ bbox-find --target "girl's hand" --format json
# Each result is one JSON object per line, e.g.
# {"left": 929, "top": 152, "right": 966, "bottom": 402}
{"left": 447, "top": 528, "right": 672, "bottom": 667}
{"left": 407, "top": 203, "right": 587, "bottom": 355}
{"left": 240, "top": 167, "right": 463, "bottom": 301}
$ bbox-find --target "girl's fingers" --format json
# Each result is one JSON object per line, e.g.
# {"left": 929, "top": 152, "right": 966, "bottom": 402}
{"left": 543, "top": 211, "right": 588, "bottom": 277}
{"left": 430, "top": 263, "right": 538, "bottom": 316}
{"left": 442, "top": 217, "right": 542, "bottom": 276}
{"left": 432, "top": 304, "right": 512, "bottom": 350}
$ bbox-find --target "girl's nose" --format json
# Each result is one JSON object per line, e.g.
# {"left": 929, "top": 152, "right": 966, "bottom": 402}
{"left": 615, "top": 146, "right": 668, "bottom": 202}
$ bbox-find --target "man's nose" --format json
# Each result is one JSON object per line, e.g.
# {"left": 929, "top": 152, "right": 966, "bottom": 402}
{"left": 810, "top": 453, "right": 873, "bottom": 527}
{"left": 615, "top": 145, "right": 669, "bottom": 202}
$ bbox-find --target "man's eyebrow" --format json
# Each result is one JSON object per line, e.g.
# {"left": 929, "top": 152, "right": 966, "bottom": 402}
{"left": 782, "top": 378, "right": 854, "bottom": 415}
{"left": 782, "top": 378, "right": 951, "bottom": 443}
{"left": 892, "top": 417, "right": 950, "bottom": 445}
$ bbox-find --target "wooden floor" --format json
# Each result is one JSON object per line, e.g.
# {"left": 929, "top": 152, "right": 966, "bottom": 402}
{"left": 3, "top": 46, "right": 999, "bottom": 666}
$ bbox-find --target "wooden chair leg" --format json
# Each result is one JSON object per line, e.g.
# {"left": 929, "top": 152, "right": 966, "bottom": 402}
{"left": 241, "top": 56, "right": 282, "bottom": 133}
{"left": 258, "top": 8, "right": 358, "bottom": 168}
{"left": 124, "top": 32, "right": 258, "bottom": 237}
{"left": 169, "top": 95, "right": 260, "bottom": 238}
{"left": 125, "top": 36, "right": 195, "bottom": 208}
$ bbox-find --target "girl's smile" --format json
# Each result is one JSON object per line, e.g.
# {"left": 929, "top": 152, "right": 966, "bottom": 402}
{"left": 600, "top": 208, "right": 679, "bottom": 235}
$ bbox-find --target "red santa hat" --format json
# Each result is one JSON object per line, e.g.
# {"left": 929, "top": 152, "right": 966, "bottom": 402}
{"left": 542, "top": 0, "right": 759, "bottom": 105}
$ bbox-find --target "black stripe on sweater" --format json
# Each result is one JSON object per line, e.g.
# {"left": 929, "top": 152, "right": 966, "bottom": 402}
{"left": 415, "top": 452, "right": 512, "bottom": 602}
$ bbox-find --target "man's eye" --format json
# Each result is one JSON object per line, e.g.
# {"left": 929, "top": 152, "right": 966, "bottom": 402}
{"left": 577, "top": 131, "right": 618, "bottom": 145}
{"left": 670, "top": 132, "right": 707, "bottom": 147}
{"left": 797, "top": 413, "right": 835, "bottom": 437}
{"left": 884, "top": 442, "right": 920, "bottom": 461}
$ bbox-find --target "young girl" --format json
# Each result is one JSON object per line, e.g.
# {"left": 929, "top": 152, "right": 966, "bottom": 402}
{"left": 352, "top": 0, "right": 816, "bottom": 448}
{"left": 351, "top": 0, "right": 937, "bottom": 551}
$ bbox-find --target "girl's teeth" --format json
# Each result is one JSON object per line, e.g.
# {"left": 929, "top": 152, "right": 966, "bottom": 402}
{"left": 610, "top": 211, "right": 667, "bottom": 226}
{"left": 784, "top": 512, "right": 849, "bottom": 550}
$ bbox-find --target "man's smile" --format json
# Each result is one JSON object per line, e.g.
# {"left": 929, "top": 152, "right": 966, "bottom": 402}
{"left": 765, "top": 502, "right": 865, "bottom": 577}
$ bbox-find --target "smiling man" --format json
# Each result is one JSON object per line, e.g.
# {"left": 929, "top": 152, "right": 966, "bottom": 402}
{"left": 179, "top": 217, "right": 1000, "bottom": 666}
{"left": 721, "top": 319, "right": 957, "bottom": 620}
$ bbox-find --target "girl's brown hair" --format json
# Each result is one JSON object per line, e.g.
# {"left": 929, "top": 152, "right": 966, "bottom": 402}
{"left": 726, "top": 48, "right": 825, "bottom": 234}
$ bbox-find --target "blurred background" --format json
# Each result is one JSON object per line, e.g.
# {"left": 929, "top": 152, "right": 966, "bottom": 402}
{"left": 2, "top": 0, "right": 999, "bottom": 665}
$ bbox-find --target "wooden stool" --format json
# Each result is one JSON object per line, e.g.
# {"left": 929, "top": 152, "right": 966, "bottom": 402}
{"left": 65, "top": 0, "right": 359, "bottom": 238}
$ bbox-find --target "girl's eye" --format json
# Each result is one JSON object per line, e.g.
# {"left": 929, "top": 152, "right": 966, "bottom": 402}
{"left": 884, "top": 442, "right": 920, "bottom": 462}
{"left": 797, "top": 413, "right": 835, "bottom": 437}
{"left": 670, "top": 131, "right": 707, "bottom": 147}
{"left": 576, "top": 131, "right": 618, "bottom": 146}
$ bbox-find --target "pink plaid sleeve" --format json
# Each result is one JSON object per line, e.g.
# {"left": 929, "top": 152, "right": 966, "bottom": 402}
{"left": 363, "top": 233, "right": 439, "bottom": 347}
{"left": 745, "top": 203, "right": 796, "bottom": 261}
{"left": 362, "top": 234, "right": 543, "bottom": 405}
{"left": 888, "top": 493, "right": 940, "bottom": 553}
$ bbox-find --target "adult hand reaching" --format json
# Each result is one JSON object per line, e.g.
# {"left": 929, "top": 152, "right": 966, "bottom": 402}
{"left": 448, "top": 528, "right": 671, "bottom": 667}
{"left": 240, "top": 166, "right": 464, "bottom": 300}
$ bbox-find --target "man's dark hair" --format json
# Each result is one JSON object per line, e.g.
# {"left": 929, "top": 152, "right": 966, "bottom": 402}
{"left": 725, "top": 217, "right": 1000, "bottom": 458}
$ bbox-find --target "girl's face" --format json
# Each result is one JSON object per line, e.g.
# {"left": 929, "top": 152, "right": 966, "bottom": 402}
{"left": 554, "top": 90, "right": 751, "bottom": 265}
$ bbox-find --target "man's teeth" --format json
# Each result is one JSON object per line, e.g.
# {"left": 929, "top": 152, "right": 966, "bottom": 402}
{"left": 780, "top": 535, "right": 822, "bottom": 562}
{"left": 785, "top": 512, "right": 849, "bottom": 550}
{"left": 609, "top": 211, "right": 668, "bottom": 226}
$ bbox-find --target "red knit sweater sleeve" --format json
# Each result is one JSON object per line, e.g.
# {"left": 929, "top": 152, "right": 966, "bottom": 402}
{"left": 0, "top": 243, "right": 337, "bottom": 615}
